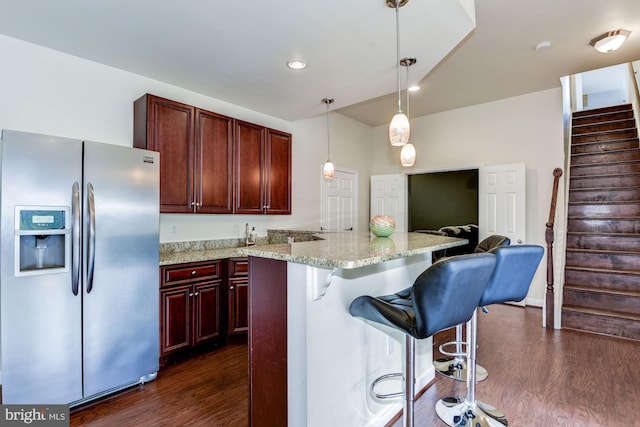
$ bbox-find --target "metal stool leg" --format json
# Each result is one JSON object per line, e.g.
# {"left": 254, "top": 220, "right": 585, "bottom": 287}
{"left": 404, "top": 335, "right": 415, "bottom": 427}
{"left": 435, "top": 311, "right": 508, "bottom": 427}
{"left": 434, "top": 323, "right": 488, "bottom": 382}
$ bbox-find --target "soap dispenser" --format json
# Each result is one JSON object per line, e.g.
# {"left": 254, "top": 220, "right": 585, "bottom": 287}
{"left": 249, "top": 227, "right": 257, "bottom": 245}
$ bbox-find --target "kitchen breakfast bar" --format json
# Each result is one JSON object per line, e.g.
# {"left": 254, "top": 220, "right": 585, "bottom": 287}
{"left": 238, "top": 232, "right": 466, "bottom": 427}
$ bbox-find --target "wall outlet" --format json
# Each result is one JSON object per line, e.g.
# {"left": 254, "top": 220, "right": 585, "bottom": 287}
{"left": 171, "top": 225, "right": 177, "bottom": 235}
{"left": 386, "top": 336, "right": 394, "bottom": 356}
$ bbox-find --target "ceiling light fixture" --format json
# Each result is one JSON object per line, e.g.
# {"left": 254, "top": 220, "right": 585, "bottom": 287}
{"left": 287, "top": 58, "right": 308, "bottom": 70}
{"left": 387, "top": 0, "right": 410, "bottom": 147}
{"left": 322, "top": 98, "right": 335, "bottom": 180}
{"left": 590, "top": 29, "right": 631, "bottom": 53}
{"left": 400, "top": 57, "right": 416, "bottom": 167}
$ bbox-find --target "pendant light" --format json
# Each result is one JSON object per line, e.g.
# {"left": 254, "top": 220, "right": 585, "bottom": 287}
{"left": 322, "top": 98, "right": 335, "bottom": 179}
{"left": 388, "top": 0, "right": 410, "bottom": 146}
{"left": 400, "top": 57, "right": 416, "bottom": 167}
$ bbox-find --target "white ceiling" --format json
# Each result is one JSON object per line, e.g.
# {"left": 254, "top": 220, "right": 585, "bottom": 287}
{"left": 0, "top": 0, "right": 639, "bottom": 126}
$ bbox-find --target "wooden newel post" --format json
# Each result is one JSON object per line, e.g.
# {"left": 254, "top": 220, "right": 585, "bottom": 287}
{"left": 545, "top": 168, "right": 563, "bottom": 329}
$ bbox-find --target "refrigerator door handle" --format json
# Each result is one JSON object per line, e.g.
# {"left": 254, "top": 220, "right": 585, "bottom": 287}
{"left": 71, "top": 182, "right": 81, "bottom": 296}
{"left": 86, "top": 182, "right": 96, "bottom": 294}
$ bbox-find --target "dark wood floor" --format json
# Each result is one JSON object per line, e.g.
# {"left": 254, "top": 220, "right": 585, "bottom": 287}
{"left": 71, "top": 305, "right": 640, "bottom": 426}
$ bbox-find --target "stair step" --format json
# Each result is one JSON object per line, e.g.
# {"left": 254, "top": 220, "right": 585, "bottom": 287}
{"left": 570, "top": 160, "right": 640, "bottom": 176}
{"left": 562, "top": 306, "right": 640, "bottom": 341}
{"left": 565, "top": 248, "right": 640, "bottom": 272}
{"left": 572, "top": 109, "right": 634, "bottom": 126}
{"left": 563, "top": 285, "right": 640, "bottom": 314}
{"left": 570, "top": 149, "right": 640, "bottom": 165}
{"left": 571, "top": 138, "right": 639, "bottom": 155}
{"left": 572, "top": 104, "right": 633, "bottom": 118}
{"left": 566, "top": 232, "right": 640, "bottom": 250}
{"left": 567, "top": 218, "right": 640, "bottom": 233}
{"left": 565, "top": 266, "right": 640, "bottom": 293}
{"left": 568, "top": 201, "right": 640, "bottom": 218}
{"left": 572, "top": 128, "right": 638, "bottom": 144}
{"left": 572, "top": 118, "right": 637, "bottom": 135}
{"left": 569, "top": 173, "right": 640, "bottom": 189}
{"left": 568, "top": 187, "right": 640, "bottom": 202}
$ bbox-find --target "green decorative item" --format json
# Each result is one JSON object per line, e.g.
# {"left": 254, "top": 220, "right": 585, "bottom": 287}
{"left": 369, "top": 215, "right": 396, "bottom": 237}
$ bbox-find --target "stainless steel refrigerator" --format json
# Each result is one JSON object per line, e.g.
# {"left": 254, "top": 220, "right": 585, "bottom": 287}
{"left": 0, "top": 129, "right": 160, "bottom": 406}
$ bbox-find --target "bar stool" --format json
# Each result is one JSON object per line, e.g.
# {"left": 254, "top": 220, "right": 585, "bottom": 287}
{"left": 434, "top": 235, "right": 510, "bottom": 382}
{"left": 435, "top": 245, "right": 544, "bottom": 427}
{"left": 349, "top": 253, "right": 497, "bottom": 427}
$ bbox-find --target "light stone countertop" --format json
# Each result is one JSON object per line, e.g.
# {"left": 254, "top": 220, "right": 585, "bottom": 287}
{"left": 160, "top": 247, "right": 245, "bottom": 266}
{"left": 236, "top": 232, "right": 467, "bottom": 269}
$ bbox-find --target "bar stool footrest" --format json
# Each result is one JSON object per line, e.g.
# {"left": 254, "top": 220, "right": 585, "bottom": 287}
{"left": 439, "top": 340, "right": 467, "bottom": 358}
{"left": 371, "top": 372, "right": 404, "bottom": 400}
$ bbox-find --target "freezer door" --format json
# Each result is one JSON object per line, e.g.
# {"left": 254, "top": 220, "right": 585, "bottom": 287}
{"left": 81, "top": 141, "right": 159, "bottom": 399}
{"left": 0, "top": 130, "right": 83, "bottom": 404}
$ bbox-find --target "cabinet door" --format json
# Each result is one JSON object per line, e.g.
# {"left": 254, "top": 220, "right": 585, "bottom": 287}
{"left": 160, "top": 285, "right": 192, "bottom": 356}
{"left": 196, "top": 109, "right": 234, "bottom": 214}
{"left": 228, "top": 277, "right": 249, "bottom": 335}
{"left": 234, "top": 120, "right": 265, "bottom": 214}
{"left": 137, "top": 95, "right": 195, "bottom": 213}
{"left": 193, "top": 281, "right": 222, "bottom": 345}
{"left": 264, "top": 129, "right": 292, "bottom": 215}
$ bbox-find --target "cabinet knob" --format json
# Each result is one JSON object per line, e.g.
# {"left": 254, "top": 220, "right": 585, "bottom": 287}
{"left": 189, "top": 293, "right": 194, "bottom": 297}
{"left": 190, "top": 202, "right": 196, "bottom": 207}
{"left": 230, "top": 286, "right": 235, "bottom": 290}
{"left": 194, "top": 292, "right": 199, "bottom": 296}
{"left": 191, "top": 271, "right": 197, "bottom": 276}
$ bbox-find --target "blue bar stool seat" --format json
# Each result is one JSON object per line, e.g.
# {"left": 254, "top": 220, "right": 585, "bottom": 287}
{"left": 349, "top": 253, "right": 497, "bottom": 427}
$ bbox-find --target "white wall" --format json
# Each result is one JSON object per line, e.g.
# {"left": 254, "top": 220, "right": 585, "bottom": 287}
{"left": 0, "top": 34, "right": 372, "bottom": 242}
{"left": 370, "top": 88, "right": 567, "bottom": 304}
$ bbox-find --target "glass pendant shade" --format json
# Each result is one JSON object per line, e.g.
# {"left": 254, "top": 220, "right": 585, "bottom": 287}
{"left": 389, "top": 112, "right": 410, "bottom": 146}
{"left": 400, "top": 142, "right": 416, "bottom": 167}
{"left": 323, "top": 160, "right": 335, "bottom": 179}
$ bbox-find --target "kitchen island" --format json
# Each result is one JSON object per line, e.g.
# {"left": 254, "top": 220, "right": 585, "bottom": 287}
{"left": 237, "top": 232, "right": 466, "bottom": 427}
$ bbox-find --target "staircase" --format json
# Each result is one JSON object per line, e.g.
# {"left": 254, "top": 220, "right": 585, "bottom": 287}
{"left": 562, "top": 103, "right": 640, "bottom": 341}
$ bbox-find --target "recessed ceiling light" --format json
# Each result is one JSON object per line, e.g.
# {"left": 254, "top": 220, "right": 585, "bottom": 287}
{"left": 287, "top": 58, "right": 308, "bottom": 70}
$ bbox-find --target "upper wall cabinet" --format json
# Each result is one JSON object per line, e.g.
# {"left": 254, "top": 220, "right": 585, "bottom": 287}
{"left": 234, "top": 121, "right": 291, "bottom": 215}
{"left": 134, "top": 94, "right": 291, "bottom": 215}
{"left": 134, "top": 94, "right": 234, "bottom": 214}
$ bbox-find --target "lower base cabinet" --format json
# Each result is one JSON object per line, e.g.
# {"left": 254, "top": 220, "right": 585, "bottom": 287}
{"left": 160, "top": 260, "right": 224, "bottom": 365}
{"left": 159, "top": 257, "right": 249, "bottom": 366}
{"left": 228, "top": 257, "right": 249, "bottom": 335}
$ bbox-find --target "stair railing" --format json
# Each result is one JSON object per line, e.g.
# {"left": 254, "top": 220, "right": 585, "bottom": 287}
{"left": 545, "top": 168, "right": 563, "bottom": 329}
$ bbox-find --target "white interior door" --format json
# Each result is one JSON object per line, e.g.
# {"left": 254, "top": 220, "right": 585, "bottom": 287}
{"left": 370, "top": 174, "right": 406, "bottom": 232}
{"left": 478, "top": 162, "right": 526, "bottom": 245}
{"left": 321, "top": 169, "right": 357, "bottom": 231}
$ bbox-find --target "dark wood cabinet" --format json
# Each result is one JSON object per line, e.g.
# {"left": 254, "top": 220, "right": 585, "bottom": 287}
{"left": 134, "top": 94, "right": 233, "bottom": 214}
{"left": 227, "top": 257, "right": 249, "bottom": 335}
{"left": 160, "top": 260, "right": 223, "bottom": 361}
{"left": 264, "top": 129, "right": 292, "bottom": 214}
{"left": 234, "top": 122, "right": 292, "bottom": 215}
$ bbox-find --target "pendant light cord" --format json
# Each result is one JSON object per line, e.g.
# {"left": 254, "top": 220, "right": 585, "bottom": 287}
{"left": 395, "top": 0, "right": 402, "bottom": 113}
{"left": 326, "top": 101, "right": 331, "bottom": 160}
{"left": 405, "top": 63, "right": 410, "bottom": 119}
